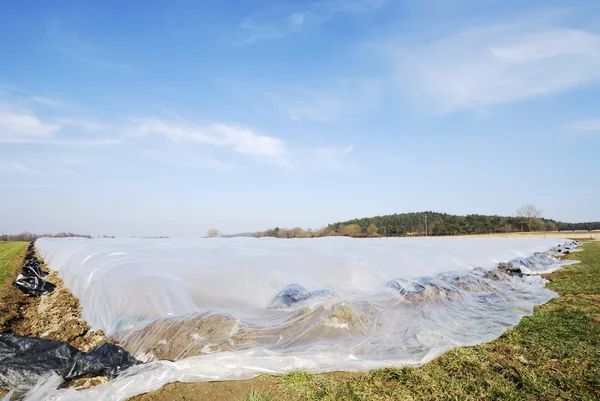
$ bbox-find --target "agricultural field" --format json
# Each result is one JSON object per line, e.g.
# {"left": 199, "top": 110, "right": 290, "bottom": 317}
{"left": 3, "top": 1, "right": 600, "bottom": 400}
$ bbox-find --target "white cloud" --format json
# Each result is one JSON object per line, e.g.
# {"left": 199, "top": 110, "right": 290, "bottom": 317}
{"left": 0, "top": 107, "right": 119, "bottom": 146}
{"left": 134, "top": 118, "right": 288, "bottom": 163}
{"left": 565, "top": 119, "right": 600, "bottom": 132}
{"left": 391, "top": 24, "right": 600, "bottom": 112}
{"left": 0, "top": 91, "right": 121, "bottom": 146}
{"left": 0, "top": 107, "right": 59, "bottom": 138}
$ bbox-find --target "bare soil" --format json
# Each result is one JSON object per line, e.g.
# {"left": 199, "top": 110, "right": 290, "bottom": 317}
{"left": 0, "top": 259, "right": 107, "bottom": 351}
{"left": 131, "top": 374, "right": 285, "bottom": 401}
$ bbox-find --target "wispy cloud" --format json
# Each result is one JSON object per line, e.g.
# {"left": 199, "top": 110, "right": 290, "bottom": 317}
{"left": 239, "top": 17, "right": 302, "bottom": 44}
{"left": 0, "top": 100, "right": 120, "bottom": 146}
{"left": 565, "top": 119, "right": 600, "bottom": 133}
{"left": 0, "top": 84, "right": 69, "bottom": 110}
{"left": 143, "top": 150, "right": 242, "bottom": 173}
{"left": 0, "top": 158, "right": 78, "bottom": 178}
{"left": 0, "top": 160, "right": 45, "bottom": 176}
{"left": 315, "top": 145, "right": 358, "bottom": 173}
{"left": 133, "top": 118, "right": 289, "bottom": 164}
{"left": 29, "top": 96, "right": 68, "bottom": 108}
{"left": 289, "top": 12, "right": 307, "bottom": 27}
{"left": 0, "top": 106, "right": 60, "bottom": 139}
{"left": 271, "top": 79, "right": 381, "bottom": 122}
{"left": 46, "top": 19, "right": 128, "bottom": 70}
{"left": 240, "top": 0, "right": 387, "bottom": 43}
{"left": 56, "top": 117, "right": 109, "bottom": 131}
{"left": 389, "top": 22, "right": 600, "bottom": 112}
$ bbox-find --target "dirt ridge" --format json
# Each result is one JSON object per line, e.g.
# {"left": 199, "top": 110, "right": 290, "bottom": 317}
{"left": 0, "top": 244, "right": 108, "bottom": 351}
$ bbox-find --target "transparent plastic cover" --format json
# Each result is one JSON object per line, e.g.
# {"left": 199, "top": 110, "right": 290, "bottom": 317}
{"left": 22, "top": 236, "right": 576, "bottom": 401}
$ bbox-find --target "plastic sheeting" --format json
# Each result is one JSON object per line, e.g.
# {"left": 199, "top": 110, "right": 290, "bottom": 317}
{"left": 13, "top": 243, "right": 54, "bottom": 297}
{"left": 0, "top": 334, "right": 139, "bottom": 390}
{"left": 12, "top": 275, "right": 55, "bottom": 297}
{"left": 21, "top": 236, "right": 578, "bottom": 401}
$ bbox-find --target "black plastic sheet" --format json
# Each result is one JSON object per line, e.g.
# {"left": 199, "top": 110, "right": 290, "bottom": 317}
{"left": 22, "top": 264, "right": 48, "bottom": 279}
{"left": 12, "top": 275, "right": 55, "bottom": 297}
{"left": 0, "top": 334, "right": 139, "bottom": 391}
{"left": 12, "top": 244, "right": 52, "bottom": 296}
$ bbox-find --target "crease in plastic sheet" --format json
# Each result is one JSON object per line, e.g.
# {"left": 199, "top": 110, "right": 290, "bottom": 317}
{"left": 19, "top": 237, "right": 579, "bottom": 401}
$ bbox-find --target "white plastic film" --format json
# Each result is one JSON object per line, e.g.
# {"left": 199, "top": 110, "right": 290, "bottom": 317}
{"left": 24, "top": 236, "right": 578, "bottom": 401}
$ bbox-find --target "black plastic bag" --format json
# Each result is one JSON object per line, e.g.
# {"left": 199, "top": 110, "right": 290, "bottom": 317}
{"left": 21, "top": 263, "right": 48, "bottom": 279}
{"left": 24, "top": 258, "right": 40, "bottom": 267}
{"left": 12, "top": 274, "right": 56, "bottom": 296}
{"left": 24, "top": 258, "right": 48, "bottom": 276}
{"left": 67, "top": 343, "right": 139, "bottom": 379}
{"left": 0, "top": 334, "right": 140, "bottom": 390}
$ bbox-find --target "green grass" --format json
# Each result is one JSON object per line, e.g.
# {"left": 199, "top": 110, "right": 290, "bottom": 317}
{"left": 261, "top": 241, "right": 600, "bottom": 401}
{"left": 0, "top": 242, "right": 27, "bottom": 285}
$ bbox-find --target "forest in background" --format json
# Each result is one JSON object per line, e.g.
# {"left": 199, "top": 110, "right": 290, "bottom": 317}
{"left": 0, "top": 232, "right": 91, "bottom": 241}
{"left": 252, "top": 207, "right": 600, "bottom": 239}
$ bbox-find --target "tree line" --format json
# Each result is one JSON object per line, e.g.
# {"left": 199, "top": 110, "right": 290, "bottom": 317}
{"left": 253, "top": 208, "right": 600, "bottom": 239}
{"left": 0, "top": 232, "right": 92, "bottom": 241}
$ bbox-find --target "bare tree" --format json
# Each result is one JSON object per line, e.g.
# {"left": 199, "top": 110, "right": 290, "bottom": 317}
{"left": 206, "top": 229, "right": 219, "bottom": 238}
{"left": 516, "top": 205, "right": 542, "bottom": 232}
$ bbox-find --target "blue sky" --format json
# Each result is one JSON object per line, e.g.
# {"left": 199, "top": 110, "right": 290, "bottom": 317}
{"left": 1, "top": 0, "right": 599, "bottom": 237}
